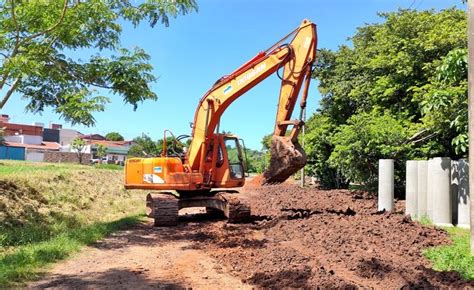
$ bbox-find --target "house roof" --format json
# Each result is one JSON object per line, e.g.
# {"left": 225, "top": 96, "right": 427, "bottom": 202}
{"left": 88, "top": 140, "right": 134, "bottom": 148}
{"left": 4, "top": 141, "right": 61, "bottom": 150}
{"left": 1, "top": 122, "right": 43, "bottom": 136}
{"left": 80, "top": 134, "right": 106, "bottom": 141}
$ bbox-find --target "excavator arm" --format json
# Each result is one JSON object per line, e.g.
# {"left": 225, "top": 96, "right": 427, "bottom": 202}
{"left": 186, "top": 19, "right": 317, "bottom": 184}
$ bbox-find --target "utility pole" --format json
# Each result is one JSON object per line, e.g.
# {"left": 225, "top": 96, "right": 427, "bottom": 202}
{"left": 468, "top": 0, "right": 474, "bottom": 255}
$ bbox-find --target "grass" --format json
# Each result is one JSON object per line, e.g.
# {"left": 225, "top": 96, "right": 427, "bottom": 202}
{"left": 0, "top": 215, "right": 145, "bottom": 285}
{"left": 0, "top": 160, "right": 123, "bottom": 175}
{"left": 93, "top": 163, "right": 124, "bottom": 170}
{"left": 424, "top": 226, "right": 474, "bottom": 280}
{"left": 0, "top": 160, "right": 145, "bottom": 286}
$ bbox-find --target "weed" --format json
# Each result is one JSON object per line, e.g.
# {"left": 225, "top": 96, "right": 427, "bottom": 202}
{"left": 424, "top": 227, "right": 474, "bottom": 280}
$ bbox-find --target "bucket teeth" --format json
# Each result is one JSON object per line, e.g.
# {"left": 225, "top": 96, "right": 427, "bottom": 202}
{"left": 262, "top": 136, "right": 307, "bottom": 184}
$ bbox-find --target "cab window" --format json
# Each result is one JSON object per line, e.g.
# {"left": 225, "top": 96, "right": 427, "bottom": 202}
{"left": 225, "top": 138, "right": 244, "bottom": 179}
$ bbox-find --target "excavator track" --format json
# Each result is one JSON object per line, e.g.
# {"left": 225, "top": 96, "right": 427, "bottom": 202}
{"left": 221, "top": 193, "right": 251, "bottom": 223}
{"left": 146, "top": 192, "right": 179, "bottom": 226}
{"left": 146, "top": 192, "right": 251, "bottom": 226}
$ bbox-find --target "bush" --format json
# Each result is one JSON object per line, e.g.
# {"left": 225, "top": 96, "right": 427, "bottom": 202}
{"left": 329, "top": 111, "right": 416, "bottom": 192}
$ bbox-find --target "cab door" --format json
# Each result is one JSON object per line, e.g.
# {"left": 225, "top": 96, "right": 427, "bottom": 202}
{"left": 224, "top": 137, "right": 245, "bottom": 180}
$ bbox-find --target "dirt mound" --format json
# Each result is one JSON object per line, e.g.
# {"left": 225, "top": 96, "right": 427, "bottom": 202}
{"left": 199, "top": 184, "right": 472, "bottom": 288}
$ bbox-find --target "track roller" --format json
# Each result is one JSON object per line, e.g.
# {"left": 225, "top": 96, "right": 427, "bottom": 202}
{"left": 221, "top": 193, "right": 251, "bottom": 223}
{"left": 146, "top": 192, "right": 179, "bottom": 226}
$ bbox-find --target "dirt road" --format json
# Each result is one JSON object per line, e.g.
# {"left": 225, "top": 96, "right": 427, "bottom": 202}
{"left": 30, "top": 214, "right": 251, "bottom": 289}
{"left": 31, "top": 181, "right": 473, "bottom": 288}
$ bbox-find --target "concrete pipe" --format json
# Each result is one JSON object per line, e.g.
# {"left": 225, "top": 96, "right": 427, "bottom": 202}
{"left": 405, "top": 160, "right": 418, "bottom": 217}
{"left": 457, "top": 159, "right": 470, "bottom": 228}
{"left": 451, "top": 160, "right": 459, "bottom": 225}
{"left": 417, "top": 160, "right": 428, "bottom": 219}
{"left": 378, "top": 159, "right": 394, "bottom": 211}
{"left": 430, "top": 157, "right": 452, "bottom": 226}
{"left": 426, "top": 158, "right": 435, "bottom": 220}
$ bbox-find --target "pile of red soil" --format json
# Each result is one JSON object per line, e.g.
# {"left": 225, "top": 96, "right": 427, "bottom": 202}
{"left": 190, "top": 183, "right": 473, "bottom": 288}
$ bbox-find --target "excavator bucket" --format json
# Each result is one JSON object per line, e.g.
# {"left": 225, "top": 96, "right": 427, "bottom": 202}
{"left": 262, "top": 135, "right": 307, "bottom": 184}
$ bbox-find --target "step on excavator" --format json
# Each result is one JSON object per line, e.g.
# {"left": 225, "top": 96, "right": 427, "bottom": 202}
{"left": 124, "top": 19, "right": 317, "bottom": 226}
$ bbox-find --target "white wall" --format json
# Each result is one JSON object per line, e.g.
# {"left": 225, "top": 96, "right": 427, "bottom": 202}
{"left": 61, "top": 144, "right": 92, "bottom": 154}
{"left": 26, "top": 151, "right": 45, "bottom": 162}
{"left": 5, "top": 134, "right": 42, "bottom": 145}
{"left": 59, "top": 129, "right": 81, "bottom": 146}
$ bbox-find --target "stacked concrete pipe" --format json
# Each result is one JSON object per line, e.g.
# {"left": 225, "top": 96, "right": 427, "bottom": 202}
{"left": 405, "top": 160, "right": 418, "bottom": 217}
{"left": 457, "top": 159, "right": 470, "bottom": 228}
{"left": 378, "top": 159, "right": 394, "bottom": 211}
{"left": 416, "top": 160, "right": 428, "bottom": 219}
{"left": 430, "top": 157, "right": 452, "bottom": 226}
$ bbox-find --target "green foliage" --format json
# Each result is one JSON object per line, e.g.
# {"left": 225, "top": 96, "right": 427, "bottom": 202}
{"left": 330, "top": 112, "right": 415, "bottom": 190}
{"left": 0, "top": 162, "right": 145, "bottom": 285}
{"left": 127, "top": 134, "right": 185, "bottom": 157}
{"left": 93, "top": 163, "right": 123, "bottom": 170}
{"left": 424, "top": 227, "right": 474, "bottom": 280}
{"left": 307, "top": 8, "right": 467, "bottom": 190}
{"left": 0, "top": 215, "right": 143, "bottom": 286}
{"left": 71, "top": 137, "right": 86, "bottom": 163}
{"left": 128, "top": 134, "right": 160, "bottom": 157}
{"left": 95, "top": 144, "right": 107, "bottom": 158}
{"left": 0, "top": 0, "right": 197, "bottom": 126}
{"left": 105, "top": 132, "right": 124, "bottom": 141}
{"left": 417, "top": 48, "right": 468, "bottom": 155}
{"left": 244, "top": 149, "right": 266, "bottom": 173}
{"left": 304, "top": 114, "right": 347, "bottom": 188}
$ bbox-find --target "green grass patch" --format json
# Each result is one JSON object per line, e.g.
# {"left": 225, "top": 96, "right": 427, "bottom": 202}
{"left": 424, "top": 227, "right": 474, "bottom": 280}
{"left": 93, "top": 163, "right": 124, "bottom": 171}
{"left": 0, "top": 215, "right": 145, "bottom": 286}
{"left": 0, "top": 163, "right": 145, "bottom": 286}
{"left": 0, "top": 161, "right": 84, "bottom": 175}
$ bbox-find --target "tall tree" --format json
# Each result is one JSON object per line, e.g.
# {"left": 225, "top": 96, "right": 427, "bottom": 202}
{"left": 105, "top": 132, "right": 124, "bottom": 141}
{"left": 96, "top": 144, "right": 107, "bottom": 162}
{"left": 71, "top": 137, "right": 87, "bottom": 164}
{"left": 0, "top": 0, "right": 197, "bottom": 126}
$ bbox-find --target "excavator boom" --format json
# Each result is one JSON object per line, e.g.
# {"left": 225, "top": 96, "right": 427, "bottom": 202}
{"left": 186, "top": 19, "right": 317, "bottom": 184}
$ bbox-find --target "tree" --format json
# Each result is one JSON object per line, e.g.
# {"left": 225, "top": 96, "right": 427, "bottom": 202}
{"left": 329, "top": 112, "right": 417, "bottom": 192}
{"left": 96, "top": 144, "right": 107, "bottom": 162}
{"left": 105, "top": 132, "right": 124, "bottom": 141}
{"left": 304, "top": 114, "right": 347, "bottom": 189}
{"left": 127, "top": 134, "right": 159, "bottom": 157}
{"left": 0, "top": 0, "right": 197, "bottom": 126}
{"left": 418, "top": 48, "right": 468, "bottom": 155}
{"left": 307, "top": 8, "right": 467, "bottom": 190}
{"left": 71, "top": 137, "right": 87, "bottom": 164}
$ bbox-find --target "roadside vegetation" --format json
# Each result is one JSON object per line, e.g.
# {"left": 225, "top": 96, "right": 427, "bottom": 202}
{"left": 424, "top": 227, "right": 474, "bottom": 280}
{"left": 0, "top": 160, "right": 144, "bottom": 286}
{"left": 305, "top": 8, "right": 467, "bottom": 192}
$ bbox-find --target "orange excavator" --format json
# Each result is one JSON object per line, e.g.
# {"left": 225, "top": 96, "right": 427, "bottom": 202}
{"left": 125, "top": 19, "right": 317, "bottom": 226}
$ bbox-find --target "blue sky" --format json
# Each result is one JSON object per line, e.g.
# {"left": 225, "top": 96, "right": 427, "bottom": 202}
{"left": 3, "top": 0, "right": 464, "bottom": 149}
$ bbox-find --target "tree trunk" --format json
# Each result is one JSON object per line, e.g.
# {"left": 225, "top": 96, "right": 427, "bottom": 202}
{"left": 468, "top": 0, "right": 474, "bottom": 255}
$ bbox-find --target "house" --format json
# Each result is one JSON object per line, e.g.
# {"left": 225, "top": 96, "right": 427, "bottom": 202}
{"left": 59, "top": 136, "right": 133, "bottom": 164}
{"left": 0, "top": 115, "right": 88, "bottom": 162}
{"left": 88, "top": 140, "right": 133, "bottom": 164}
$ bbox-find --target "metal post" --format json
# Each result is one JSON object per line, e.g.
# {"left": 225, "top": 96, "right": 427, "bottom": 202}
{"left": 468, "top": 0, "right": 474, "bottom": 254}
